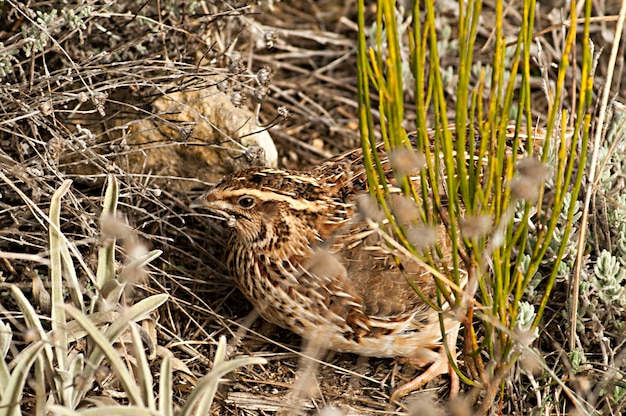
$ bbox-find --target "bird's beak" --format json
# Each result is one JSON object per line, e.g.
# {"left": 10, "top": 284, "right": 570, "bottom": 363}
{"left": 190, "top": 191, "right": 234, "bottom": 226}
{"left": 190, "top": 196, "right": 206, "bottom": 209}
{"left": 190, "top": 191, "right": 214, "bottom": 209}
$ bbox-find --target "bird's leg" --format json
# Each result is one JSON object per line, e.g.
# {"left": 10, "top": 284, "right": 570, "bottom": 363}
{"left": 390, "top": 324, "right": 460, "bottom": 401}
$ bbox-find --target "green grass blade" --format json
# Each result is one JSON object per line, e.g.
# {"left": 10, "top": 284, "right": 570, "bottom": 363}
{"left": 9, "top": 285, "right": 68, "bottom": 405}
{"left": 129, "top": 324, "right": 156, "bottom": 411}
{"left": 0, "top": 341, "right": 45, "bottom": 416}
{"left": 96, "top": 175, "right": 119, "bottom": 290}
{"left": 0, "top": 320, "right": 12, "bottom": 391}
{"left": 158, "top": 354, "right": 173, "bottom": 416}
{"left": 47, "top": 406, "right": 155, "bottom": 416}
{"left": 64, "top": 305, "right": 144, "bottom": 406}
{"left": 181, "top": 336, "right": 266, "bottom": 416}
{"left": 49, "top": 179, "right": 73, "bottom": 406}
{"left": 70, "top": 293, "right": 168, "bottom": 405}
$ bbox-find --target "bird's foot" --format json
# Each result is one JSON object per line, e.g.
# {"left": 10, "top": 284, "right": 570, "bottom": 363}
{"left": 390, "top": 326, "right": 460, "bottom": 402}
{"left": 390, "top": 348, "right": 459, "bottom": 402}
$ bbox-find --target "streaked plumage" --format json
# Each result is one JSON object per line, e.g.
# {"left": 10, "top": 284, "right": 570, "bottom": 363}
{"left": 192, "top": 124, "right": 554, "bottom": 399}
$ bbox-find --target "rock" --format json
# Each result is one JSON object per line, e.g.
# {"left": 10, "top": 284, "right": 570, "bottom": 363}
{"left": 65, "top": 83, "right": 277, "bottom": 190}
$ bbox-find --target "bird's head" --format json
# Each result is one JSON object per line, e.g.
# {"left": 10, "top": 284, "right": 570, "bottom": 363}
{"left": 191, "top": 168, "right": 347, "bottom": 247}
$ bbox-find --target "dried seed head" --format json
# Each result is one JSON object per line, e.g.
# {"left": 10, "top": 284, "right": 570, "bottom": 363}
{"left": 229, "top": 52, "right": 244, "bottom": 74}
{"left": 355, "top": 193, "right": 384, "bottom": 222}
{"left": 519, "top": 351, "right": 542, "bottom": 376}
{"left": 39, "top": 101, "right": 53, "bottom": 116}
{"left": 119, "top": 239, "right": 150, "bottom": 286}
{"left": 407, "top": 395, "right": 447, "bottom": 416}
{"left": 244, "top": 145, "right": 264, "bottom": 164}
{"left": 254, "top": 85, "right": 269, "bottom": 101}
{"left": 264, "top": 31, "right": 278, "bottom": 49}
{"left": 100, "top": 214, "right": 131, "bottom": 240}
{"left": 447, "top": 395, "right": 473, "bottom": 416}
{"left": 316, "top": 406, "right": 344, "bottom": 416}
{"left": 405, "top": 224, "right": 437, "bottom": 251}
{"left": 230, "top": 91, "right": 244, "bottom": 107}
{"left": 389, "top": 148, "right": 426, "bottom": 176}
{"left": 509, "top": 176, "right": 541, "bottom": 203}
{"left": 461, "top": 214, "right": 492, "bottom": 240}
{"left": 92, "top": 91, "right": 107, "bottom": 116}
{"left": 516, "top": 157, "right": 550, "bottom": 185}
{"left": 23, "top": 329, "right": 39, "bottom": 343}
{"left": 73, "top": 374, "right": 90, "bottom": 391}
{"left": 216, "top": 79, "right": 230, "bottom": 93}
{"left": 94, "top": 365, "right": 111, "bottom": 385}
{"left": 47, "top": 137, "right": 65, "bottom": 161}
{"left": 277, "top": 106, "right": 290, "bottom": 118}
{"left": 491, "top": 224, "right": 505, "bottom": 249}
{"left": 257, "top": 66, "right": 273, "bottom": 85}
{"left": 232, "top": 81, "right": 243, "bottom": 92}
{"left": 304, "top": 248, "right": 345, "bottom": 281}
{"left": 178, "top": 123, "right": 195, "bottom": 140}
{"left": 391, "top": 194, "right": 421, "bottom": 225}
{"left": 570, "top": 376, "right": 592, "bottom": 396}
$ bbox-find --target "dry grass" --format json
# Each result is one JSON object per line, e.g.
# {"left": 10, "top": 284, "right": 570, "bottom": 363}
{"left": 0, "top": 0, "right": 625, "bottom": 415}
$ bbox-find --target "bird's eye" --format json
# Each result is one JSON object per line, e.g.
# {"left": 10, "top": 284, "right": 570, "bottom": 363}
{"left": 237, "top": 195, "right": 256, "bottom": 209}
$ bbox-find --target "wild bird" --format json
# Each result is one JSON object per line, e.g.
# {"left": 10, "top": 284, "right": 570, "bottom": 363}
{"left": 191, "top": 125, "right": 546, "bottom": 400}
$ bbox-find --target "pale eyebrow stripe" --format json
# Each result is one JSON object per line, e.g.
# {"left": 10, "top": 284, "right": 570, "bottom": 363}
{"left": 223, "top": 188, "right": 324, "bottom": 212}
{"left": 238, "top": 169, "right": 320, "bottom": 185}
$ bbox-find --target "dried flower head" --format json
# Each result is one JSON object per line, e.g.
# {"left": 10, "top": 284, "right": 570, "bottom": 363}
{"left": 39, "top": 100, "right": 53, "bottom": 116}
{"left": 23, "top": 329, "right": 39, "bottom": 343}
{"left": 447, "top": 395, "right": 473, "bottom": 416}
{"left": 178, "top": 123, "right": 195, "bottom": 140}
{"left": 73, "top": 373, "right": 90, "bottom": 391}
{"left": 316, "top": 406, "right": 345, "bottom": 416}
{"left": 119, "top": 239, "right": 150, "bottom": 285}
{"left": 406, "top": 393, "right": 447, "bottom": 416}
